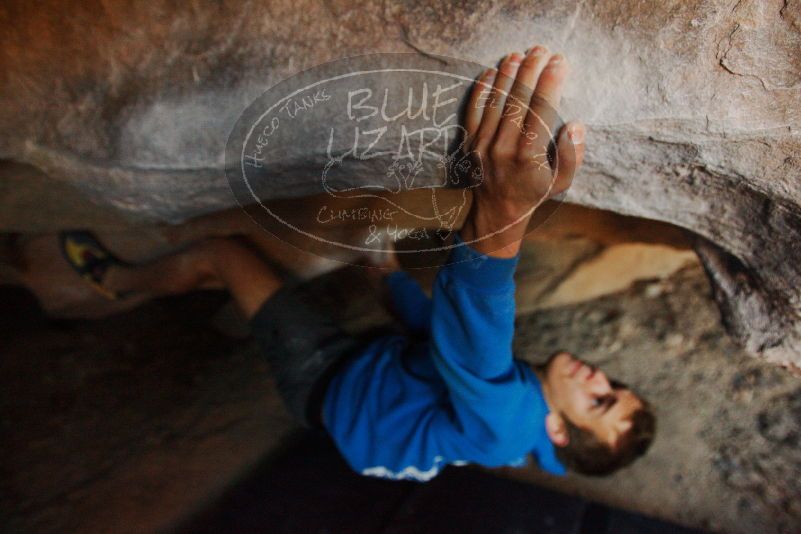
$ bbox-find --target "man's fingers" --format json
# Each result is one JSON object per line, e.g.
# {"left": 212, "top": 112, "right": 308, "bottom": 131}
{"left": 533, "top": 53, "right": 569, "bottom": 109}
{"left": 520, "top": 53, "right": 569, "bottom": 161}
{"left": 495, "top": 46, "right": 553, "bottom": 150}
{"left": 473, "top": 54, "right": 522, "bottom": 152}
{"left": 552, "top": 121, "right": 585, "bottom": 195}
{"left": 462, "top": 49, "right": 581, "bottom": 201}
{"left": 463, "top": 67, "right": 497, "bottom": 151}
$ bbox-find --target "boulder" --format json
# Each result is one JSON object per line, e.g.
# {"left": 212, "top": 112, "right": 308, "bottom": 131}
{"left": 1, "top": 0, "right": 800, "bottom": 369}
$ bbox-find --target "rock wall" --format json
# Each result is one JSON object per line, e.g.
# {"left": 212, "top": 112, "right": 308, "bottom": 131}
{"left": 1, "top": 0, "right": 800, "bottom": 369}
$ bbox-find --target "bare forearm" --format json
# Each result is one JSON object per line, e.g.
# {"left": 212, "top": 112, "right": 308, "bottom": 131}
{"left": 459, "top": 200, "right": 531, "bottom": 258}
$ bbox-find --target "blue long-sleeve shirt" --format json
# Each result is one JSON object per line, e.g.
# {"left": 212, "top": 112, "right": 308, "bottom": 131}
{"left": 322, "top": 232, "right": 565, "bottom": 481}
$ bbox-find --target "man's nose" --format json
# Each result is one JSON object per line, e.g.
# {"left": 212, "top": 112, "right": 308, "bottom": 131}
{"left": 588, "top": 368, "right": 611, "bottom": 392}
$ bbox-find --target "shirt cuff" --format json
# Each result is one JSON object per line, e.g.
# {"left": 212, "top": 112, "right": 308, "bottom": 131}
{"left": 444, "top": 232, "right": 521, "bottom": 289}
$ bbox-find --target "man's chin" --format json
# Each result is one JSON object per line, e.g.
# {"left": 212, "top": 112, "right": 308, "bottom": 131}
{"left": 544, "top": 351, "right": 575, "bottom": 376}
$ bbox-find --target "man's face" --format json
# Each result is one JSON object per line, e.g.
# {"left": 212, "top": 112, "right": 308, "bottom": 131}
{"left": 541, "top": 352, "right": 644, "bottom": 448}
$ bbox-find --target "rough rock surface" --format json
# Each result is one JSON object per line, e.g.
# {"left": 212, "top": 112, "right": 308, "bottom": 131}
{"left": 1, "top": 0, "right": 800, "bottom": 369}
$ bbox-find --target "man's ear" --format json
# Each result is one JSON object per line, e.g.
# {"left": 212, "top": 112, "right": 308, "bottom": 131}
{"left": 545, "top": 412, "right": 569, "bottom": 447}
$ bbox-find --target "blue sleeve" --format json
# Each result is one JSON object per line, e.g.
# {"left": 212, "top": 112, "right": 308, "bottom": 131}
{"left": 385, "top": 270, "right": 432, "bottom": 334}
{"left": 428, "top": 232, "right": 532, "bottom": 462}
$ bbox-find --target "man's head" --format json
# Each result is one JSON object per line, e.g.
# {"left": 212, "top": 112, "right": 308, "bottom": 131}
{"left": 535, "top": 351, "right": 655, "bottom": 476}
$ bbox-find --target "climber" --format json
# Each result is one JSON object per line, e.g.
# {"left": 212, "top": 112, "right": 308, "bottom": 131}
{"left": 58, "top": 45, "right": 655, "bottom": 479}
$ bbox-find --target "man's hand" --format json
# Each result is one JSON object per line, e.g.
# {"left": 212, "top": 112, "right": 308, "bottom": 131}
{"left": 458, "top": 46, "right": 585, "bottom": 258}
